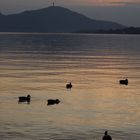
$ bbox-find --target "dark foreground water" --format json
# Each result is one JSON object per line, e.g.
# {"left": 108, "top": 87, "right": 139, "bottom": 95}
{"left": 0, "top": 33, "right": 140, "bottom": 140}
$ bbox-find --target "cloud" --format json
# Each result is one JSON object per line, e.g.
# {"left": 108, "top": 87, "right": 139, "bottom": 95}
{"left": 63, "top": 0, "right": 140, "bottom": 6}
{"left": 109, "top": 1, "right": 140, "bottom": 6}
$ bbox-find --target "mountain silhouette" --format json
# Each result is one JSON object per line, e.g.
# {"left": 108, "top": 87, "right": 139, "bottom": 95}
{"left": 0, "top": 6, "right": 125, "bottom": 32}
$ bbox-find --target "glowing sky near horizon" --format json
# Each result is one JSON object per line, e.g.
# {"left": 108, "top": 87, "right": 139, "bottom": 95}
{"left": 65, "top": 0, "right": 140, "bottom": 5}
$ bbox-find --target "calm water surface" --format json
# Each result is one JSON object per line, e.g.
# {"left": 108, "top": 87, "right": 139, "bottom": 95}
{"left": 0, "top": 33, "right": 140, "bottom": 140}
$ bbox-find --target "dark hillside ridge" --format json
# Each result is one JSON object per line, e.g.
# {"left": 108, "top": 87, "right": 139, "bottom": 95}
{"left": 0, "top": 6, "right": 126, "bottom": 33}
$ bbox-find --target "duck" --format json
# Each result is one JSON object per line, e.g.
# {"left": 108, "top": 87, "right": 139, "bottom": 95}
{"left": 18, "top": 94, "right": 31, "bottom": 103}
{"left": 119, "top": 78, "right": 128, "bottom": 85}
{"left": 47, "top": 99, "right": 60, "bottom": 105}
{"left": 66, "top": 82, "right": 72, "bottom": 89}
{"left": 102, "top": 131, "right": 112, "bottom": 140}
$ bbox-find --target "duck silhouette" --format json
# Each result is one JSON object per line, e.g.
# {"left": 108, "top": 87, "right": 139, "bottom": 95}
{"left": 119, "top": 78, "right": 128, "bottom": 85}
{"left": 66, "top": 82, "right": 72, "bottom": 89}
{"left": 18, "top": 94, "right": 31, "bottom": 104}
{"left": 47, "top": 99, "right": 60, "bottom": 105}
{"left": 102, "top": 131, "right": 112, "bottom": 140}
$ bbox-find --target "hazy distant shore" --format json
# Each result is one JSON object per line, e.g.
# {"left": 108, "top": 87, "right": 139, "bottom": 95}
{"left": 75, "top": 27, "right": 140, "bottom": 35}
{"left": 0, "top": 27, "right": 140, "bottom": 35}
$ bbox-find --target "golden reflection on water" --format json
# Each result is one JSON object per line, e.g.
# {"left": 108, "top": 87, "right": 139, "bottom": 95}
{"left": 0, "top": 54, "right": 140, "bottom": 129}
{"left": 0, "top": 34, "right": 140, "bottom": 139}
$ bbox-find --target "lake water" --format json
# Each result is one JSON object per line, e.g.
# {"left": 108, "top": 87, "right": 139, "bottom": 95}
{"left": 0, "top": 33, "right": 140, "bottom": 140}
